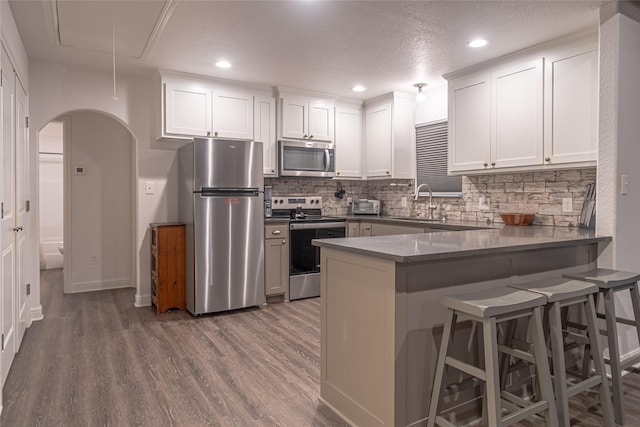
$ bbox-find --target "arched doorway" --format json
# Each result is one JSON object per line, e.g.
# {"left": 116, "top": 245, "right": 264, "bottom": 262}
{"left": 39, "top": 110, "right": 135, "bottom": 295}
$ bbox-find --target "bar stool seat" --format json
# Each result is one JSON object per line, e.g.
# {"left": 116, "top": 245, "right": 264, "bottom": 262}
{"left": 509, "top": 277, "right": 615, "bottom": 427}
{"left": 427, "top": 287, "right": 558, "bottom": 427}
{"left": 562, "top": 268, "right": 640, "bottom": 425}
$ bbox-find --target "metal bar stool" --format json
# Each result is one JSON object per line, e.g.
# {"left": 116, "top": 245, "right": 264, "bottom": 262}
{"left": 427, "top": 287, "right": 558, "bottom": 427}
{"left": 509, "top": 277, "right": 615, "bottom": 427}
{"left": 563, "top": 268, "right": 640, "bottom": 425}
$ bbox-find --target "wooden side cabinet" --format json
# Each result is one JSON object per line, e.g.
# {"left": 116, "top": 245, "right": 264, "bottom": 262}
{"left": 265, "top": 224, "right": 289, "bottom": 300}
{"left": 150, "top": 223, "right": 186, "bottom": 313}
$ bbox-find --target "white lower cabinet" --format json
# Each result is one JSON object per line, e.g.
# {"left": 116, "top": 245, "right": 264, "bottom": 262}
{"left": 265, "top": 224, "right": 289, "bottom": 299}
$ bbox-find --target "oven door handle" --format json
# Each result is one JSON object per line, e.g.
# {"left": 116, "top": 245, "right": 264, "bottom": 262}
{"left": 324, "top": 149, "right": 331, "bottom": 172}
{"left": 290, "top": 222, "right": 346, "bottom": 230}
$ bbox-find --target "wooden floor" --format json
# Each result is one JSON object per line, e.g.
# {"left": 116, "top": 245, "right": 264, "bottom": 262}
{"left": 1, "top": 269, "right": 347, "bottom": 426}
{"left": 3, "top": 269, "right": 640, "bottom": 426}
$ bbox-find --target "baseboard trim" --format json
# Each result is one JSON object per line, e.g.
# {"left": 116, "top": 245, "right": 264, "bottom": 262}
{"left": 30, "top": 305, "right": 44, "bottom": 322}
{"left": 69, "top": 278, "right": 131, "bottom": 294}
{"left": 135, "top": 293, "right": 151, "bottom": 307}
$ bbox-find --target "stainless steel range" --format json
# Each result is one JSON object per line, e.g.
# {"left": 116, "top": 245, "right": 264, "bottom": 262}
{"left": 270, "top": 196, "right": 346, "bottom": 300}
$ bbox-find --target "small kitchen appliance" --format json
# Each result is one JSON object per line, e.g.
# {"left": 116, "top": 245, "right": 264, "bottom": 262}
{"left": 270, "top": 195, "right": 346, "bottom": 300}
{"left": 179, "top": 137, "right": 265, "bottom": 315}
{"left": 353, "top": 199, "right": 381, "bottom": 215}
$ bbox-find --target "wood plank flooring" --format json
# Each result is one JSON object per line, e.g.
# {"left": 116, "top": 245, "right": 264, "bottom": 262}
{"left": 3, "top": 269, "right": 640, "bottom": 426}
{"left": 1, "top": 269, "right": 347, "bottom": 426}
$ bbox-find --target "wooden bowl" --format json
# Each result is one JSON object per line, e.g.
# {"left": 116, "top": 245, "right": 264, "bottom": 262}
{"left": 499, "top": 213, "right": 535, "bottom": 226}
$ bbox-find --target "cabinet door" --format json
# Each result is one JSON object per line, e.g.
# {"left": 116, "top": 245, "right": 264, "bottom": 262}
{"left": 308, "top": 101, "right": 334, "bottom": 142}
{"left": 347, "top": 222, "right": 360, "bottom": 237}
{"left": 335, "top": 106, "right": 363, "bottom": 178}
{"left": 265, "top": 238, "right": 288, "bottom": 296}
{"left": 491, "top": 59, "right": 543, "bottom": 169}
{"left": 255, "top": 97, "right": 277, "bottom": 176}
{"left": 544, "top": 48, "right": 598, "bottom": 164}
{"left": 360, "top": 222, "right": 372, "bottom": 236}
{"left": 213, "top": 89, "right": 254, "bottom": 140}
{"left": 365, "top": 103, "right": 393, "bottom": 178}
{"left": 281, "top": 98, "right": 308, "bottom": 139}
{"left": 164, "top": 80, "right": 212, "bottom": 137}
{"left": 448, "top": 74, "right": 491, "bottom": 173}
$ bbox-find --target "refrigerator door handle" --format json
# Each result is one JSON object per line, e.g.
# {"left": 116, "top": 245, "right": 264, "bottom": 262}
{"left": 324, "top": 149, "right": 331, "bottom": 172}
{"left": 199, "top": 188, "right": 260, "bottom": 197}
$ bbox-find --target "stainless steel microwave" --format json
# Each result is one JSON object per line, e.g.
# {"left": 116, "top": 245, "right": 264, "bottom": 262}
{"left": 279, "top": 140, "right": 335, "bottom": 178}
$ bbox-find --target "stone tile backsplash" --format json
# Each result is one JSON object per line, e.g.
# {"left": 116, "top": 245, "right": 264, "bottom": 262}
{"left": 265, "top": 167, "right": 596, "bottom": 227}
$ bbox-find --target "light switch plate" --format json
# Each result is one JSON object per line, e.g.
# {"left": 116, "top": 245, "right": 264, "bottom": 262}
{"left": 401, "top": 197, "right": 407, "bottom": 207}
{"left": 145, "top": 181, "right": 154, "bottom": 195}
{"left": 621, "top": 174, "right": 629, "bottom": 195}
{"left": 562, "top": 197, "right": 573, "bottom": 213}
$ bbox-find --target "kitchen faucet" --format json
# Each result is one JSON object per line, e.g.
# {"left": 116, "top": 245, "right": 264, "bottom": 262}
{"left": 414, "top": 183, "right": 437, "bottom": 220}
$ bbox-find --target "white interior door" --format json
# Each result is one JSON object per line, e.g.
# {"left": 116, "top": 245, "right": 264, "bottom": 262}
{"left": 15, "top": 77, "right": 28, "bottom": 346}
{"left": 0, "top": 46, "right": 16, "bottom": 386}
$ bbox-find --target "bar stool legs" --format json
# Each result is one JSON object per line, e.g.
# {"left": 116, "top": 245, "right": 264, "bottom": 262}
{"left": 427, "top": 288, "right": 558, "bottom": 427}
{"left": 564, "top": 268, "right": 640, "bottom": 425}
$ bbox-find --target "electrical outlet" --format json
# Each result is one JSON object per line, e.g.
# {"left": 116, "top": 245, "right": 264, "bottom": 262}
{"left": 347, "top": 197, "right": 353, "bottom": 204}
{"left": 90, "top": 255, "right": 99, "bottom": 265}
{"left": 401, "top": 197, "right": 407, "bottom": 207}
{"left": 145, "top": 181, "right": 154, "bottom": 195}
{"left": 562, "top": 197, "right": 573, "bottom": 213}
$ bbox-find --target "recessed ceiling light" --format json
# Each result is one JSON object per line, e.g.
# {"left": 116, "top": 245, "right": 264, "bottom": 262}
{"left": 467, "top": 39, "right": 488, "bottom": 48}
{"left": 352, "top": 85, "right": 366, "bottom": 92}
{"left": 216, "top": 60, "right": 232, "bottom": 68}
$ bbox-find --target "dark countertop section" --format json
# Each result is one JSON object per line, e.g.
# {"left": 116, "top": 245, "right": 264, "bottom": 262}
{"left": 343, "top": 215, "right": 498, "bottom": 230}
{"left": 312, "top": 226, "right": 611, "bottom": 263}
{"left": 264, "top": 218, "right": 291, "bottom": 224}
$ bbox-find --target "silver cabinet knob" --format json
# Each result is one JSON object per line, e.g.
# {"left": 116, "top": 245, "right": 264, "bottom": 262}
{"left": 214, "top": 131, "right": 219, "bottom": 137}
{"left": 309, "top": 135, "right": 314, "bottom": 139}
{"left": 272, "top": 230, "right": 281, "bottom": 235}
{"left": 336, "top": 172, "right": 340, "bottom": 176}
{"left": 271, "top": 169, "right": 275, "bottom": 173}
{"left": 491, "top": 162, "right": 496, "bottom": 166}
{"left": 545, "top": 157, "right": 551, "bottom": 162}
{"left": 303, "top": 134, "right": 308, "bottom": 139}
{"left": 12, "top": 226, "right": 23, "bottom": 232}
{"left": 207, "top": 131, "right": 211, "bottom": 137}
{"left": 484, "top": 162, "right": 488, "bottom": 167}
{"left": 282, "top": 240, "right": 286, "bottom": 244}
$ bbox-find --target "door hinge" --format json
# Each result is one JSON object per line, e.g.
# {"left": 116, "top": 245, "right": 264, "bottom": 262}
{"left": 26, "top": 283, "right": 30, "bottom": 295}
{"left": 25, "top": 116, "right": 29, "bottom": 128}
{"left": 26, "top": 200, "right": 30, "bottom": 212}
{"left": 1, "top": 202, "right": 3, "bottom": 219}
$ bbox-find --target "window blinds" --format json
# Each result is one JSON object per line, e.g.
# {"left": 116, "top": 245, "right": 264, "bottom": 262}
{"left": 415, "top": 120, "right": 462, "bottom": 195}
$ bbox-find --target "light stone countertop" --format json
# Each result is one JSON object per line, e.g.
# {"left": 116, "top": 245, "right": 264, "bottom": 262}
{"left": 312, "top": 226, "right": 610, "bottom": 263}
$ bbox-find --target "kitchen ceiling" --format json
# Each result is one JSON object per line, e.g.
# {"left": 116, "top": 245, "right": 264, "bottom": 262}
{"left": 9, "top": 0, "right": 607, "bottom": 99}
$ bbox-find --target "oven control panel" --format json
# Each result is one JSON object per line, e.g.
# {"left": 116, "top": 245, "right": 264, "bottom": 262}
{"left": 271, "top": 196, "right": 322, "bottom": 210}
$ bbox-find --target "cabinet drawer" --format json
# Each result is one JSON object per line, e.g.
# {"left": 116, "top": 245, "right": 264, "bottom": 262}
{"left": 265, "top": 224, "right": 289, "bottom": 239}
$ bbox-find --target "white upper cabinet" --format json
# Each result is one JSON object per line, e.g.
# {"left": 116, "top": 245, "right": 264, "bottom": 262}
{"left": 446, "top": 34, "right": 597, "bottom": 175}
{"left": 544, "top": 43, "right": 598, "bottom": 165}
{"left": 334, "top": 104, "right": 363, "bottom": 178}
{"left": 364, "top": 92, "right": 415, "bottom": 179}
{"left": 491, "top": 59, "right": 543, "bottom": 169}
{"left": 213, "top": 89, "right": 254, "bottom": 140}
{"left": 255, "top": 96, "right": 277, "bottom": 176}
{"left": 448, "top": 74, "right": 491, "bottom": 173}
{"left": 164, "top": 80, "right": 212, "bottom": 137}
{"left": 279, "top": 93, "right": 335, "bottom": 142}
{"left": 365, "top": 103, "right": 393, "bottom": 177}
{"left": 157, "top": 71, "right": 262, "bottom": 142}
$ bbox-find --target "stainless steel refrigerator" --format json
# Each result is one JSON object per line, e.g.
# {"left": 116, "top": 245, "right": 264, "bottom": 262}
{"left": 179, "top": 137, "right": 265, "bottom": 315}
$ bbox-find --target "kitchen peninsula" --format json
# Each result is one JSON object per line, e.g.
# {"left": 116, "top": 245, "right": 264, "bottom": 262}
{"left": 313, "top": 226, "right": 611, "bottom": 427}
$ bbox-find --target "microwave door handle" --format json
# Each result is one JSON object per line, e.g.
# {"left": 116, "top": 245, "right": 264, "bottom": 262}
{"left": 324, "top": 149, "right": 330, "bottom": 172}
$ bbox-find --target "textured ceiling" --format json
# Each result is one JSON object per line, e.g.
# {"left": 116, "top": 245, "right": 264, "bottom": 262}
{"left": 9, "top": 0, "right": 607, "bottom": 99}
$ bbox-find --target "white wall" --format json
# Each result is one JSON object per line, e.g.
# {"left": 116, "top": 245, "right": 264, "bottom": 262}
{"left": 598, "top": 8, "right": 640, "bottom": 358}
{"left": 66, "top": 111, "right": 133, "bottom": 291}
{"left": 415, "top": 85, "right": 448, "bottom": 124}
{"left": 39, "top": 122, "right": 63, "bottom": 269}
{"left": 29, "top": 61, "right": 180, "bottom": 307}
